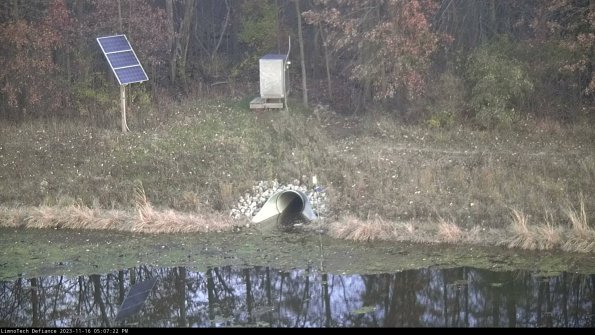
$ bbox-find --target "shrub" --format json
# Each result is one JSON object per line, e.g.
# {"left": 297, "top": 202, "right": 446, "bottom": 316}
{"left": 425, "top": 71, "right": 466, "bottom": 128}
{"left": 466, "top": 37, "right": 534, "bottom": 129}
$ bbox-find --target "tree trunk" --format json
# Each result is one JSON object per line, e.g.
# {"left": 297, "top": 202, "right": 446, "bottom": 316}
{"left": 244, "top": 268, "right": 253, "bottom": 323}
{"left": 443, "top": 276, "right": 448, "bottom": 327}
{"left": 30, "top": 278, "right": 39, "bottom": 327}
{"left": 537, "top": 279, "right": 543, "bottom": 326}
{"left": 319, "top": 24, "right": 332, "bottom": 101}
{"left": 91, "top": 275, "right": 110, "bottom": 327}
{"left": 322, "top": 273, "right": 332, "bottom": 327}
{"left": 178, "top": 0, "right": 196, "bottom": 89}
{"left": 210, "top": 0, "right": 230, "bottom": 78}
{"left": 166, "top": 0, "right": 176, "bottom": 85}
{"left": 118, "top": 270, "right": 125, "bottom": 305}
{"left": 591, "top": 274, "right": 594, "bottom": 327}
{"left": 492, "top": 284, "right": 500, "bottom": 326}
{"left": 206, "top": 269, "right": 215, "bottom": 323}
{"left": 117, "top": 0, "right": 123, "bottom": 32}
{"left": 212, "top": 0, "right": 230, "bottom": 60}
{"left": 507, "top": 280, "right": 516, "bottom": 327}
{"left": 276, "top": 0, "right": 282, "bottom": 53}
{"left": 463, "top": 268, "right": 469, "bottom": 327}
{"left": 295, "top": 0, "right": 308, "bottom": 107}
{"left": 176, "top": 267, "right": 187, "bottom": 327}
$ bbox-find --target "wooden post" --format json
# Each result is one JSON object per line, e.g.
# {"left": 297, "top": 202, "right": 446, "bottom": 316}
{"left": 120, "top": 85, "right": 129, "bottom": 132}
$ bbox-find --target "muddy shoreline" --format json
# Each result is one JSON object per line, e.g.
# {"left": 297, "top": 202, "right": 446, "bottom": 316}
{"left": 2, "top": 227, "right": 594, "bottom": 281}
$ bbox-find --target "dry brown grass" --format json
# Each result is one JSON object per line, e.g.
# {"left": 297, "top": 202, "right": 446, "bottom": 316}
{"left": 0, "top": 185, "right": 238, "bottom": 234}
{"left": 501, "top": 202, "right": 594, "bottom": 253}
{"left": 563, "top": 194, "right": 590, "bottom": 238}
{"left": 130, "top": 181, "right": 237, "bottom": 233}
{"left": 328, "top": 214, "right": 397, "bottom": 242}
{"left": 0, "top": 204, "right": 238, "bottom": 234}
{"left": 328, "top": 214, "right": 498, "bottom": 245}
{"left": 506, "top": 208, "right": 537, "bottom": 250}
{"left": 534, "top": 211, "right": 563, "bottom": 250}
{"left": 562, "top": 195, "right": 595, "bottom": 253}
{"left": 437, "top": 217, "right": 463, "bottom": 243}
{"left": 430, "top": 219, "right": 491, "bottom": 245}
{"left": 464, "top": 226, "right": 484, "bottom": 244}
{"left": 22, "top": 205, "right": 131, "bottom": 230}
{"left": 0, "top": 206, "right": 30, "bottom": 227}
{"left": 133, "top": 202, "right": 236, "bottom": 233}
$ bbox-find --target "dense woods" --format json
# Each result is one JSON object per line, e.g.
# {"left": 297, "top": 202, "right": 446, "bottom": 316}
{"left": 0, "top": 0, "right": 593, "bottom": 127}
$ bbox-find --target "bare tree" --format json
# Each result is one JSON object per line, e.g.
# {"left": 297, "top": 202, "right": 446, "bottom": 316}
{"left": 166, "top": 0, "right": 196, "bottom": 88}
{"left": 294, "top": 0, "right": 308, "bottom": 107}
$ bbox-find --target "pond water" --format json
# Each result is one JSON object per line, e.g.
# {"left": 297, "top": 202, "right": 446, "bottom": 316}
{"left": 1, "top": 265, "right": 593, "bottom": 328}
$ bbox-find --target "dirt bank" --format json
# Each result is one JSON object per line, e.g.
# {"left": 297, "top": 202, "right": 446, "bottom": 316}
{"left": 0, "top": 97, "right": 594, "bottom": 255}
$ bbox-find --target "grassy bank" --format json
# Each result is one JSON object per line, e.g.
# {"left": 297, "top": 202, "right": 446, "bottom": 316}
{"left": 0, "top": 97, "right": 594, "bottom": 252}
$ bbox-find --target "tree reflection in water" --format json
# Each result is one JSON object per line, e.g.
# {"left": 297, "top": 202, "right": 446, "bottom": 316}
{"left": 0, "top": 266, "right": 593, "bottom": 327}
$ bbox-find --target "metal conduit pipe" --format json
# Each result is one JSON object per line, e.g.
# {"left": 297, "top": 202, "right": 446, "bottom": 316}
{"left": 251, "top": 190, "right": 317, "bottom": 225}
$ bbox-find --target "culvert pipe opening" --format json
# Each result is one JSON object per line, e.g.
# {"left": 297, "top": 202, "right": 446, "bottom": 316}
{"left": 276, "top": 191, "right": 304, "bottom": 214}
{"left": 252, "top": 190, "right": 317, "bottom": 225}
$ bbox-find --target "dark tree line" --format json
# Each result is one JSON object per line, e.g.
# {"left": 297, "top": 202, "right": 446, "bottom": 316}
{"left": 0, "top": 0, "right": 593, "bottom": 127}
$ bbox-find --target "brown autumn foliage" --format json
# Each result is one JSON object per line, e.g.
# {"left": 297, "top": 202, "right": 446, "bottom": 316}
{"left": 0, "top": 0, "right": 592, "bottom": 121}
{"left": 0, "top": 0, "right": 73, "bottom": 119}
{"left": 303, "top": 0, "right": 447, "bottom": 101}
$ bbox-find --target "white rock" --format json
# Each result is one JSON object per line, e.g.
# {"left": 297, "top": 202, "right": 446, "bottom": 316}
{"left": 231, "top": 179, "right": 329, "bottom": 221}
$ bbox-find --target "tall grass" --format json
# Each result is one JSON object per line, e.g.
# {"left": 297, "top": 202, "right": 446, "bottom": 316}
{"left": 562, "top": 194, "right": 594, "bottom": 253}
{"left": 534, "top": 211, "right": 563, "bottom": 250}
{"left": 132, "top": 181, "right": 237, "bottom": 233}
{"left": 503, "top": 199, "right": 594, "bottom": 253}
{"left": 328, "top": 214, "right": 397, "bottom": 242}
{"left": 437, "top": 217, "right": 463, "bottom": 243}
{"left": 563, "top": 194, "right": 590, "bottom": 239}
{"left": 0, "top": 181, "right": 239, "bottom": 234}
{"left": 506, "top": 209, "right": 536, "bottom": 250}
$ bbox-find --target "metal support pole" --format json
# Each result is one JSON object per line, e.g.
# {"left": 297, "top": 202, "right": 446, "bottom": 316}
{"left": 120, "top": 85, "right": 129, "bottom": 132}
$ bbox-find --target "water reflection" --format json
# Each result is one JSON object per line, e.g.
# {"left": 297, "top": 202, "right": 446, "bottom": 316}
{"left": 0, "top": 266, "right": 593, "bottom": 327}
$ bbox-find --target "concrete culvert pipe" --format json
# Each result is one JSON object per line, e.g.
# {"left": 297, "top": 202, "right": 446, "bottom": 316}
{"left": 252, "top": 190, "right": 317, "bottom": 225}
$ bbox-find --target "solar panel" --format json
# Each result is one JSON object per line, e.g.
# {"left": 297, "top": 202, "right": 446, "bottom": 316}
{"left": 97, "top": 34, "right": 148, "bottom": 85}
{"left": 115, "top": 66, "right": 148, "bottom": 84}
{"left": 98, "top": 35, "right": 130, "bottom": 53}
{"left": 107, "top": 51, "right": 139, "bottom": 68}
{"left": 114, "top": 277, "right": 158, "bottom": 322}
